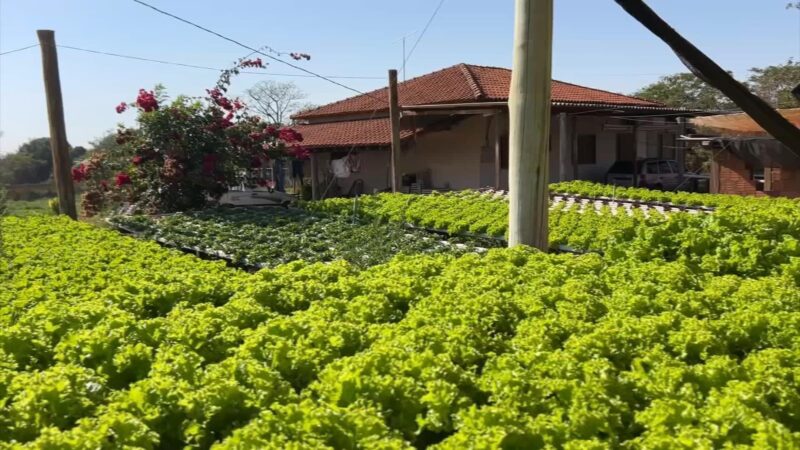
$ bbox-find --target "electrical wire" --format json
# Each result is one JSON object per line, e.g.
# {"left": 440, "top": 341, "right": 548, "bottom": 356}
{"left": 0, "top": 44, "right": 38, "bottom": 56}
{"left": 131, "top": 0, "right": 383, "bottom": 99}
{"left": 403, "top": 0, "right": 445, "bottom": 65}
{"left": 57, "top": 45, "right": 382, "bottom": 79}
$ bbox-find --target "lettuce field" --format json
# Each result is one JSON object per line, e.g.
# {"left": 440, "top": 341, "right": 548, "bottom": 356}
{"left": 3, "top": 184, "right": 800, "bottom": 449}
{"left": 109, "top": 208, "right": 494, "bottom": 269}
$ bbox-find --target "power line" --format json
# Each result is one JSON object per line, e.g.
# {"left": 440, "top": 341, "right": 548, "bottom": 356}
{"left": 0, "top": 44, "right": 38, "bottom": 56}
{"left": 404, "top": 0, "right": 446, "bottom": 65}
{"left": 131, "top": 0, "right": 382, "bottom": 99}
{"left": 57, "top": 45, "right": 382, "bottom": 79}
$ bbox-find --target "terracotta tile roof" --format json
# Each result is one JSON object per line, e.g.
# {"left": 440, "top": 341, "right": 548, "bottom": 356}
{"left": 294, "top": 63, "right": 665, "bottom": 120}
{"left": 692, "top": 108, "right": 800, "bottom": 137}
{"left": 294, "top": 118, "right": 421, "bottom": 149}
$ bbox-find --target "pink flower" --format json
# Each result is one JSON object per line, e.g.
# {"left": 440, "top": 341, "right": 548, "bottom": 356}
{"left": 240, "top": 58, "right": 264, "bottom": 68}
{"left": 71, "top": 164, "right": 87, "bottom": 182}
{"left": 278, "top": 127, "right": 303, "bottom": 143}
{"left": 219, "top": 117, "right": 233, "bottom": 129}
{"left": 115, "top": 102, "right": 127, "bottom": 114}
{"left": 288, "top": 145, "right": 311, "bottom": 160}
{"left": 202, "top": 154, "right": 218, "bottom": 175}
{"left": 132, "top": 155, "right": 144, "bottom": 166}
{"left": 266, "top": 126, "right": 278, "bottom": 137}
{"left": 136, "top": 89, "right": 158, "bottom": 112}
{"left": 115, "top": 172, "right": 132, "bottom": 187}
{"left": 207, "top": 88, "right": 234, "bottom": 111}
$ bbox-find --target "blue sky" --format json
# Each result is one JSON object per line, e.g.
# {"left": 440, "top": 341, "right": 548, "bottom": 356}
{"left": 1, "top": 0, "right": 798, "bottom": 154}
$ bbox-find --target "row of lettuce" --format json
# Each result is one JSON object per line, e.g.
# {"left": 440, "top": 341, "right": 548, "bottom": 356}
{"left": 109, "top": 208, "right": 495, "bottom": 269}
{"left": 2, "top": 216, "right": 800, "bottom": 448}
{"left": 549, "top": 180, "right": 763, "bottom": 207}
{"left": 309, "top": 188, "right": 800, "bottom": 278}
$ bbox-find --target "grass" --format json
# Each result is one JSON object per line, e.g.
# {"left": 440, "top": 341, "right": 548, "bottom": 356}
{"left": 5, "top": 198, "right": 55, "bottom": 217}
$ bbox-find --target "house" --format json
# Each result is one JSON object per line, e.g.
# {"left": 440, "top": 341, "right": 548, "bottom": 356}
{"left": 292, "top": 63, "right": 698, "bottom": 198}
{"left": 690, "top": 109, "right": 800, "bottom": 197}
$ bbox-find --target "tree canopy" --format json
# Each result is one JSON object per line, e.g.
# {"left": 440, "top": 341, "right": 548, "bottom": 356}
{"left": 634, "top": 73, "right": 735, "bottom": 111}
{"left": 0, "top": 138, "right": 90, "bottom": 185}
{"left": 747, "top": 60, "right": 800, "bottom": 109}
{"left": 0, "top": 138, "right": 53, "bottom": 185}
{"left": 634, "top": 60, "right": 800, "bottom": 111}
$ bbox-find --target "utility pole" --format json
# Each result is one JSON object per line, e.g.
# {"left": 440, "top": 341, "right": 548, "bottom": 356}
{"left": 388, "top": 69, "right": 401, "bottom": 193}
{"left": 37, "top": 30, "right": 77, "bottom": 219}
{"left": 508, "top": 0, "right": 553, "bottom": 249}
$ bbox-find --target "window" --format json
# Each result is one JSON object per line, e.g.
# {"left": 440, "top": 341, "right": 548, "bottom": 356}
{"left": 751, "top": 165, "right": 765, "bottom": 192}
{"left": 645, "top": 162, "right": 659, "bottom": 174}
{"left": 669, "top": 160, "right": 679, "bottom": 173}
{"left": 617, "top": 133, "right": 636, "bottom": 162}
{"left": 658, "top": 161, "right": 672, "bottom": 174}
{"left": 576, "top": 134, "right": 597, "bottom": 165}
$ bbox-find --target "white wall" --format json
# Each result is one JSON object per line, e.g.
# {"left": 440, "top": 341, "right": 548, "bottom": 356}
{"left": 571, "top": 115, "right": 620, "bottom": 182}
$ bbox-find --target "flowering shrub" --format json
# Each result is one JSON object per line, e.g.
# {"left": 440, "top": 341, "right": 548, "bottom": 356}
{"left": 74, "top": 58, "right": 307, "bottom": 215}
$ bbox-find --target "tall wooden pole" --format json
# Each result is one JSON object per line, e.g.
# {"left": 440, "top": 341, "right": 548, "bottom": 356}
{"left": 37, "top": 30, "right": 77, "bottom": 219}
{"left": 508, "top": 0, "right": 553, "bottom": 249}
{"left": 388, "top": 69, "right": 402, "bottom": 193}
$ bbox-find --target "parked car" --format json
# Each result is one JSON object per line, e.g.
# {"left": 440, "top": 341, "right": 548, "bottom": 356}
{"left": 606, "top": 158, "right": 682, "bottom": 190}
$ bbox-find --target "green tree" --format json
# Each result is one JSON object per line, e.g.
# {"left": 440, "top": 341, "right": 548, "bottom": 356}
{"left": 88, "top": 131, "right": 124, "bottom": 154}
{"left": 1, "top": 137, "right": 54, "bottom": 184}
{"left": 634, "top": 73, "right": 735, "bottom": 111}
{"left": 747, "top": 59, "right": 800, "bottom": 108}
{"left": 17, "top": 138, "right": 52, "bottom": 166}
{"left": 0, "top": 153, "right": 50, "bottom": 185}
{"left": 70, "top": 146, "right": 88, "bottom": 162}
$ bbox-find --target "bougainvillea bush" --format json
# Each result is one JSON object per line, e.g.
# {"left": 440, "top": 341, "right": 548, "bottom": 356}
{"left": 73, "top": 58, "right": 308, "bottom": 215}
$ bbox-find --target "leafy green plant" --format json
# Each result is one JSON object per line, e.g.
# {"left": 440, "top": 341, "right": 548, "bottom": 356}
{"left": 109, "top": 207, "right": 493, "bottom": 269}
{"left": 5, "top": 194, "right": 800, "bottom": 448}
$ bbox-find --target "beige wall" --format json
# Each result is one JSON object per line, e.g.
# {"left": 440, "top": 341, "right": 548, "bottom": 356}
{"left": 308, "top": 114, "right": 684, "bottom": 195}
{"left": 399, "top": 115, "right": 487, "bottom": 190}
{"left": 307, "top": 150, "right": 392, "bottom": 195}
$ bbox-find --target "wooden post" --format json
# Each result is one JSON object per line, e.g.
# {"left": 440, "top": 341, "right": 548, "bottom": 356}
{"left": 37, "top": 30, "right": 77, "bottom": 219}
{"left": 310, "top": 152, "right": 319, "bottom": 200}
{"left": 764, "top": 167, "right": 773, "bottom": 192}
{"left": 710, "top": 154, "right": 720, "bottom": 194}
{"left": 558, "top": 112, "right": 573, "bottom": 182}
{"left": 494, "top": 113, "right": 502, "bottom": 189}
{"left": 388, "top": 69, "right": 401, "bottom": 193}
{"left": 508, "top": 0, "right": 553, "bottom": 249}
{"left": 676, "top": 118, "right": 687, "bottom": 177}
